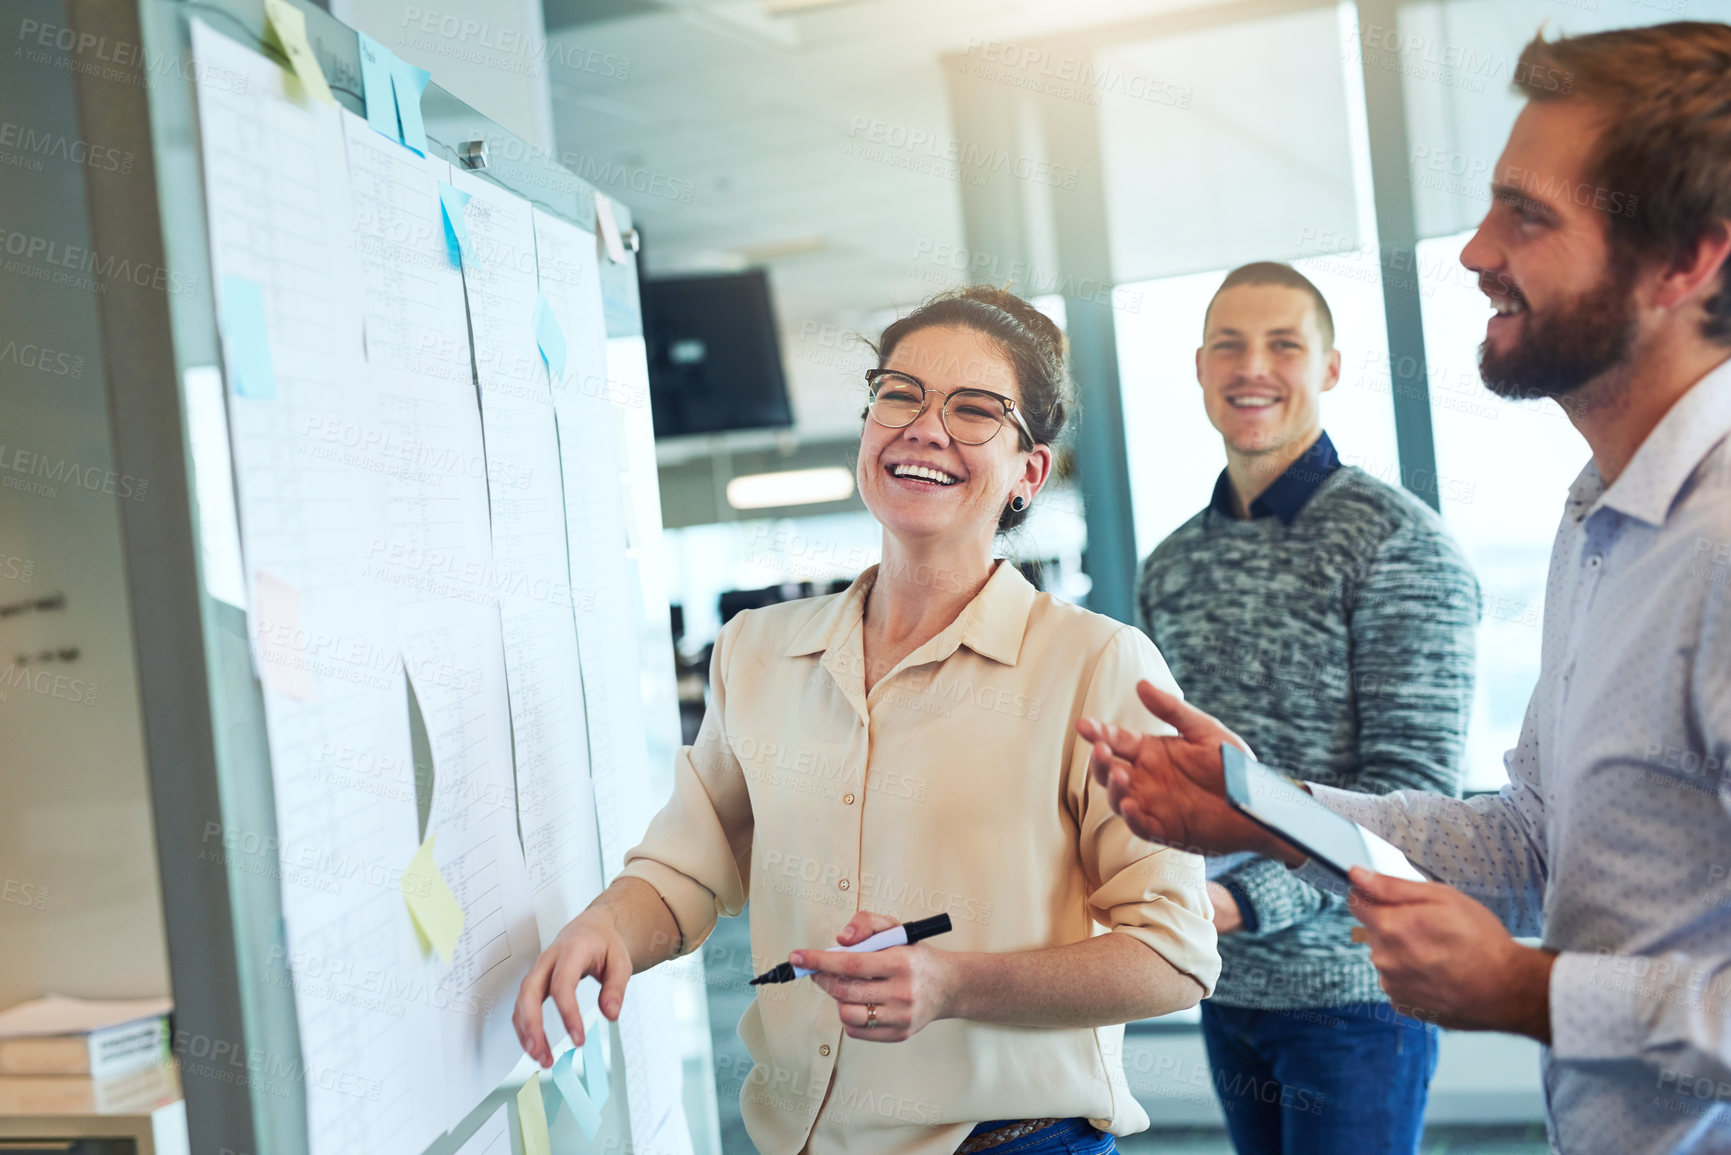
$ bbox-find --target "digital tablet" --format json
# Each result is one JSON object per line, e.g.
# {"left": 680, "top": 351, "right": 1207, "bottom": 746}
{"left": 1221, "top": 743, "right": 1426, "bottom": 883}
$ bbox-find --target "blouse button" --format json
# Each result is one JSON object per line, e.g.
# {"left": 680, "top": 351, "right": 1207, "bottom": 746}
{"left": 838, "top": 878, "right": 850, "bottom": 891}
{"left": 819, "top": 1044, "right": 831, "bottom": 1057}
{"left": 842, "top": 792, "right": 856, "bottom": 805}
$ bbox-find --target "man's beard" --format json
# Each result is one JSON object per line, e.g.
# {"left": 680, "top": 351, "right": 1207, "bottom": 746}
{"left": 1478, "top": 259, "right": 1639, "bottom": 400}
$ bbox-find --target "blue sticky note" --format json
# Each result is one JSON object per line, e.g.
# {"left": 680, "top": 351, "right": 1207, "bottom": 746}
{"left": 218, "top": 276, "right": 276, "bottom": 399}
{"left": 390, "top": 55, "right": 430, "bottom": 156}
{"left": 583, "top": 1023, "right": 608, "bottom": 1109}
{"left": 437, "top": 182, "right": 471, "bottom": 266}
{"left": 356, "top": 32, "right": 400, "bottom": 142}
{"left": 551, "top": 1046, "right": 599, "bottom": 1138}
{"left": 539, "top": 1076, "right": 563, "bottom": 1128}
{"left": 533, "top": 294, "right": 567, "bottom": 379}
{"left": 550, "top": 1023, "right": 609, "bottom": 1140}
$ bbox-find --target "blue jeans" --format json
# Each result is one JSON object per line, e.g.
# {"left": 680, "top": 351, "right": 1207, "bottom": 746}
{"left": 1199, "top": 1001, "right": 1438, "bottom": 1155}
{"left": 962, "top": 1119, "right": 1116, "bottom": 1154}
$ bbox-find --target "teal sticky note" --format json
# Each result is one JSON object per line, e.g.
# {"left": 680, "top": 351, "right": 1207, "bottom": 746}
{"left": 437, "top": 182, "right": 471, "bottom": 266}
{"left": 583, "top": 1021, "right": 608, "bottom": 1109}
{"left": 390, "top": 55, "right": 431, "bottom": 156}
{"left": 356, "top": 32, "right": 399, "bottom": 142}
{"left": 539, "top": 1076, "right": 563, "bottom": 1128}
{"left": 532, "top": 294, "right": 567, "bottom": 378}
{"left": 218, "top": 276, "right": 276, "bottom": 399}
{"left": 551, "top": 1045, "right": 600, "bottom": 1138}
{"left": 550, "top": 1022, "right": 609, "bottom": 1140}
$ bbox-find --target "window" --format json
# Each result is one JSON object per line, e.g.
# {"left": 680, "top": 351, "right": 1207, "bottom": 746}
{"left": 1418, "top": 230, "right": 1588, "bottom": 790}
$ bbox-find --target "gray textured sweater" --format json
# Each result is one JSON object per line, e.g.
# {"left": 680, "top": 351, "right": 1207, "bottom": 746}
{"left": 1138, "top": 464, "right": 1480, "bottom": 1009}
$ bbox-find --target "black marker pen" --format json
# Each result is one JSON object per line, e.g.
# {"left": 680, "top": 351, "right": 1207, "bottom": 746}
{"left": 749, "top": 914, "right": 953, "bottom": 985}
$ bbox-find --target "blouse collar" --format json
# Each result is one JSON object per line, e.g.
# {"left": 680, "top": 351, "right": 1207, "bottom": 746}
{"left": 782, "top": 558, "right": 1037, "bottom": 668}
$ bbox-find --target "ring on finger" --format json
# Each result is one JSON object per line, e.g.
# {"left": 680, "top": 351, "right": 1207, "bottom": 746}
{"left": 865, "top": 1002, "right": 877, "bottom": 1029}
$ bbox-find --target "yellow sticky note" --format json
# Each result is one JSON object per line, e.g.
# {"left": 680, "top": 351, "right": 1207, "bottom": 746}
{"left": 264, "top": 0, "right": 336, "bottom": 107}
{"left": 401, "top": 834, "right": 465, "bottom": 963}
{"left": 516, "top": 1074, "right": 553, "bottom": 1155}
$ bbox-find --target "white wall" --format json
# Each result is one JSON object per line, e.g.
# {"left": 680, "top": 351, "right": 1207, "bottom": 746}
{"left": 332, "top": 0, "right": 556, "bottom": 151}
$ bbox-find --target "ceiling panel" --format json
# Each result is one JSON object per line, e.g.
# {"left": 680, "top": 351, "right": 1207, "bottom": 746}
{"left": 541, "top": 0, "right": 1247, "bottom": 433}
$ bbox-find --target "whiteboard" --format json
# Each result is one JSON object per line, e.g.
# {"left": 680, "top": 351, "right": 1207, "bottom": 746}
{"left": 181, "top": 14, "right": 700, "bottom": 1155}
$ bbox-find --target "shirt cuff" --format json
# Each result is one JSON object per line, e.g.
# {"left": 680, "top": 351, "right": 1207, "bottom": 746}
{"left": 1549, "top": 950, "right": 1649, "bottom": 1062}
{"left": 1219, "top": 878, "right": 1259, "bottom": 934}
{"left": 617, "top": 857, "right": 720, "bottom": 957}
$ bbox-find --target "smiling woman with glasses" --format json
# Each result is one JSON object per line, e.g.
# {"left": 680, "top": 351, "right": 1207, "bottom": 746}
{"left": 515, "top": 286, "right": 1220, "bottom": 1155}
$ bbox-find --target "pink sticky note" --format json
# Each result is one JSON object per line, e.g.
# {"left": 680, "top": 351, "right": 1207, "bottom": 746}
{"left": 253, "top": 571, "right": 313, "bottom": 700}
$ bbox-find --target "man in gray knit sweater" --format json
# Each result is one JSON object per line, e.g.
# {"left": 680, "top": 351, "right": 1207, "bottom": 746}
{"left": 1137, "top": 263, "right": 1480, "bottom": 1153}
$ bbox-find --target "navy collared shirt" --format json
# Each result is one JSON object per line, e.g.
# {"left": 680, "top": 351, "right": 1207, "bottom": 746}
{"left": 1208, "top": 431, "right": 1341, "bottom": 524}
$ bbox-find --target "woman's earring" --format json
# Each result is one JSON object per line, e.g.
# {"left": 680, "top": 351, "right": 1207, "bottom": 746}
{"left": 1010, "top": 495, "right": 1028, "bottom": 513}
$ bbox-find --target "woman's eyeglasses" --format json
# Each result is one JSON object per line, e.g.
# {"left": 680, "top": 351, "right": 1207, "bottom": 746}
{"left": 864, "top": 370, "right": 1033, "bottom": 448}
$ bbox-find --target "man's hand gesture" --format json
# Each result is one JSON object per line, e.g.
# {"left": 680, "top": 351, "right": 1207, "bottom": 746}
{"left": 1077, "top": 680, "right": 1303, "bottom": 867}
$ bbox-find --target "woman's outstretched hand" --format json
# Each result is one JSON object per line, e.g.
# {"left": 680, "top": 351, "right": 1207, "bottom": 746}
{"left": 512, "top": 913, "right": 633, "bottom": 1069}
{"left": 800, "top": 912, "right": 953, "bottom": 1043}
{"left": 1077, "top": 680, "right": 1304, "bottom": 867}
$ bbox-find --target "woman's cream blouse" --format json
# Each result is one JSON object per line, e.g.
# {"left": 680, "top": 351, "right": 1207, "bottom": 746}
{"left": 620, "top": 562, "right": 1220, "bottom": 1155}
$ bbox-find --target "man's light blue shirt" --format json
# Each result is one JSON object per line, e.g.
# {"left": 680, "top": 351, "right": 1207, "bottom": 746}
{"left": 1306, "top": 357, "right": 1731, "bottom": 1153}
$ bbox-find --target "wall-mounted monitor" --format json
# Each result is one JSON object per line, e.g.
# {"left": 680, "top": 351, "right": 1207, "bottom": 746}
{"left": 644, "top": 269, "right": 793, "bottom": 438}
